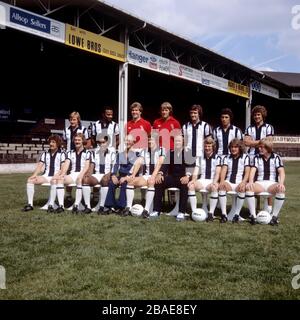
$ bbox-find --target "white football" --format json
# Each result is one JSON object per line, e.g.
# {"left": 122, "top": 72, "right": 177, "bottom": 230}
{"left": 130, "top": 204, "right": 144, "bottom": 217}
{"left": 256, "top": 211, "right": 272, "bottom": 224}
{"left": 191, "top": 208, "right": 208, "bottom": 222}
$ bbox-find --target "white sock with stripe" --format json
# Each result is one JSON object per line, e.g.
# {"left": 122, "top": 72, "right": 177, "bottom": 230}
{"left": 246, "top": 191, "right": 256, "bottom": 218}
{"left": 126, "top": 186, "right": 135, "bottom": 208}
{"left": 234, "top": 192, "right": 245, "bottom": 216}
{"left": 272, "top": 193, "right": 285, "bottom": 218}
{"left": 209, "top": 191, "right": 219, "bottom": 214}
{"left": 188, "top": 190, "right": 197, "bottom": 212}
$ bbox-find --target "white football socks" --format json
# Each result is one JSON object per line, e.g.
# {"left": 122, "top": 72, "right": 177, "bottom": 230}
{"left": 145, "top": 187, "right": 155, "bottom": 212}
{"left": 49, "top": 184, "right": 57, "bottom": 206}
{"left": 246, "top": 191, "right": 256, "bottom": 218}
{"left": 234, "top": 192, "right": 245, "bottom": 216}
{"left": 82, "top": 185, "right": 91, "bottom": 209}
{"left": 56, "top": 184, "right": 65, "bottom": 207}
{"left": 272, "top": 193, "right": 285, "bottom": 217}
{"left": 218, "top": 190, "right": 227, "bottom": 216}
{"left": 126, "top": 186, "right": 135, "bottom": 208}
{"left": 26, "top": 183, "right": 34, "bottom": 206}
{"left": 188, "top": 190, "right": 197, "bottom": 212}
{"left": 209, "top": 191, "right": 219, "bottom": 215}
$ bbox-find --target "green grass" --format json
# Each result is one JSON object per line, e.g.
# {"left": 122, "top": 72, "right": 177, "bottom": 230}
{"left": 0, "top": 162, "right": 300, "bottom": 300}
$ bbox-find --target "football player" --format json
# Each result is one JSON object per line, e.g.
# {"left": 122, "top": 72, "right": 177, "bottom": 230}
{"left": 246, "top": 138, "right": 285, "bottom": 226}
{"left": 22, "top": 135, "right": 65, "bottom": 212}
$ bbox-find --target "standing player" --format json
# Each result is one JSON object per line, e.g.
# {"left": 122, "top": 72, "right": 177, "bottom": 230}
{"left": 153, "top": 102, "right": 181, "bottom": 151}
{"left": 63, "top": 111, "right": 90, "bottom": 151}
{"left": 213, "top": 108, "right": 243, "bottom": 159}
{"left": 81, "top": 135, "right": 116, "bottom": 214}
{"left": 218, "top": 138, "right": 251, "bottom": 223}
{"left": 188, "top": 137, "right": 222, "bottom": 222}
{"left": 90, "top": 106, "right": 119, "bottom": 150}
{"left": 125, "top": 102, "right": 151, "bottom": 150}
{"left": 22, "top": 135, "right": 66, "bottom": 212}
{"left": 246, "top": 138, "right": 285, "bottom": 226}
{"left": 182, "top": 104, "right": 212, "bottom": 160}
{"left": 54, "top": 133, "right": 91, "bottom": 213}
{"left": 123, "top": 135, "right": 167, "bottom": 218}
{"left": 244, "top": 105, "right": 274, "bottom": 162}
{"left": 244, "top": 105, "right": 274, "bottom": 212}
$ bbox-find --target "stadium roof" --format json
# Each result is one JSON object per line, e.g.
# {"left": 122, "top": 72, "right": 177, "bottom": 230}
{"left": 263, "top": 72, "right": 300, "bottom": 88}
{"left": 5, "top": 0, "right": 300, "bottom": 91}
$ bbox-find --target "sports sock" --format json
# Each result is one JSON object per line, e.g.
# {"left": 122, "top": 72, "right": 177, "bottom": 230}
{"left": 246, "top": 191, "right": 256, "bottom": 218}
{"left": 188, "top": 190, "right": 197, "bottom": 212}
{"left": 218, "top": 190, "right": 227, "bottom": 216}
{"left": 209, "top": 191, "right": 219, "bottom": 214}
{"left": 145, "top": 187, "right": 155, "bottom": 212}
{"left": 74, "top": 185, "right": 82, "bottom": 206}
{"left": 56, "top": 184, "right": 65, "bottom": 207}
{"left": 99, "top": 187, "right": 109, "bottom": 207}
{"left": 126, "top": 186, "right": 135, "bottom": 208}
{"left": 272, "top": 193, "right": 285, "bottom": 217}
{"left": 49, "top": 184, "right": 57, "bottom": 206}
{"left": 26, "top": 183, "right": 34, "bottom": 206}
{"left": 234, "top": 192, "right": 245, "bottom": 216}
{"left": 82, "top": 185, "right": 91, "bottom": 209}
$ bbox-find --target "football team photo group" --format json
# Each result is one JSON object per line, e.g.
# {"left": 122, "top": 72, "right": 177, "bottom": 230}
{"left": 22, "top": 102, "right": 285, "bottom": 226}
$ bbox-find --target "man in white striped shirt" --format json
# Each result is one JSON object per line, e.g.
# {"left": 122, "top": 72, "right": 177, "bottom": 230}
{"left": 81, "top": 135, "right": 116, "bottom": 214}
{"left": 246, "top": 138, "right": 285, "bottom": 226}
{"left": 54, "top": 133, "right": 91, "bottom": 213}
{"left": 244, "top": 105, "right": 274, "bottom": 164}
{"left": 213, "top": 108, "right": 243, "bottom": 158}
{"left": 182, "top": 104, "right": 212, "bottom": 161}
{"left": 124, "top": 135, "right": 166, "bottom": 218}
{"left": 218, "top": 138, "right": 251, "bottom": 223}
{"left": 22, "top": 135, "right": 66, "bottom": 212}
{"left": 188, "top": 137, "right": 222, "bottom": 222}
{"left": 90, "top": 107, "right": 119, "bottom": 150}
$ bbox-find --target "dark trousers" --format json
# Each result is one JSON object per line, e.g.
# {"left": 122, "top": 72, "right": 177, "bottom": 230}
{"left": 104, "top": 174, "right": 127, "bottom": 209}
{"left": 153, "top": 175, "right": 188, "bottom": 213}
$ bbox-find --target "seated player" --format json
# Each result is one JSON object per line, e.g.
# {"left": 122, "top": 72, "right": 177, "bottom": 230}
{"left": 54, "top": 133, "right": 91, "bottom": 213}
{"left": 22, "top": 135, "right": 66, "bottom": 212}
{"left": 246, "top": 138, "right": 285, "bottom": 226}
{"left": 188, "top": 137, "right": 222, "bottom": 222}
{"left": 104, "top": 135, "right": 142, "bottom": 215}
{"left": 218, "top": 138, "right": 251, "bottom": 223}
{"left": 152, "top": 135, "right": 193, "bottom": 220}
{"left": 81, "top": 135, "right": 116, "bottom": 214}
{"left": 124, "top": 135, "right": 166, "bottom": 218}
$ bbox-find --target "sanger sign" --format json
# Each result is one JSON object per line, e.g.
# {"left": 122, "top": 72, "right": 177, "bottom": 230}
{"left": 127, "top": 46, "right": 170, "bottom": 74}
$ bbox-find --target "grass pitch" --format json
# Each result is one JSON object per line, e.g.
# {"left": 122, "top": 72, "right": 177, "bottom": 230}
{"left": 0, "top": 162, "right": 300, "bottom": 300}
